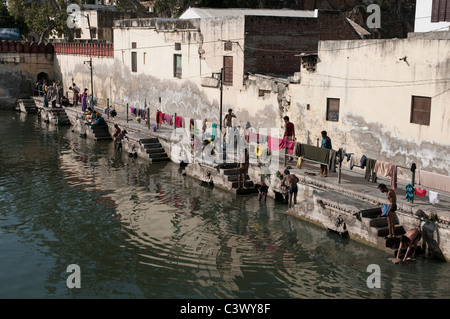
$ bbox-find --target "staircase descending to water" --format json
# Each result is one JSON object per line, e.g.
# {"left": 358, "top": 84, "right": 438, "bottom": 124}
{"left": 139, "top": 138, "right": 170, "bottom": 163}
{"left": 89, "top": 124, "right": 112, "bottom": 141}
{"left": 16, "top": 98, "right": 38, "bottom": 113}
{"left": 50, "top": 108, "right": 71, "bottom": 125}
{"left": 361, "top": 208, "right": 406, "bottom": 254}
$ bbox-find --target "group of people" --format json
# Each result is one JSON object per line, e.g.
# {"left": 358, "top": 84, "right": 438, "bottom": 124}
{"left": 38, "top": 80, "right": 70, "bottom": 109}
{"left": 69, "top": 83, "right": 90, "bottom": 111}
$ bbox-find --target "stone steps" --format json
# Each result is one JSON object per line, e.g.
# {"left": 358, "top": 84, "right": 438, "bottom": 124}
{"left": 89, "top": 124, "right": 111, "bottom": 141}
{"left": 139, "top": 137, "right": 170, "bottom": 163}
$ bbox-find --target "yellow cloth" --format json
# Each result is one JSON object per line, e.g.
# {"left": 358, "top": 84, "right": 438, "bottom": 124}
{"left": 297, "top": 156, "right": 304, "bottom": 169}
{"left": 255, "top": 146, "right": 264, "bottom": 157}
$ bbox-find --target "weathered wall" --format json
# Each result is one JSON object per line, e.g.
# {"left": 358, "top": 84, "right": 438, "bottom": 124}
{"left": 0, "top": 52, "right": 54, "bottom": 109}
{"left": 288, "top": 37, "right": 450, "bottom": 175}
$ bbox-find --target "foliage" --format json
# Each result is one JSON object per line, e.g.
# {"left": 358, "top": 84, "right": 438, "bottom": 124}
{"left": 6, "top": 0, "right": 69, "bottom": 41}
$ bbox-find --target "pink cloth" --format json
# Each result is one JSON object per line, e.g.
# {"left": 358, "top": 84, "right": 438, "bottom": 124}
{"left": 415, "top": 170, "right": 450, "bottom": 193}
{"left": 374, "top": 161, "right": 397, "bottom": 189}
{"left": 268, "top": 136, "right": 294, "bottom": 155}
{"left": 164, "top": 114, "right": 173, "bottom": 125}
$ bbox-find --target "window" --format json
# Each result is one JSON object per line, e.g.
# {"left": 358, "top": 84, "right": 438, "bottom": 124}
{"left": 90, "top": 28, "right": 97, "bottom": 39}
{"left": 174, "top": 54, "right": 182, "bottom": 78}
{"left": 411, "top": 96, "right": 431, "bottom": 125}
{"left": 132, "top": 42, "right": 137, "bottom": 49}
{"left": 224, "top": 41, "right": 232, "bottom": 51}
{"left": 75, "top": 29, "right": 81, "bottom": 39}
{"left": 431, "top": 0, "right": 450, "bottom": 22}
{"left": 326, "top": 98, "right": 340, "bottom": 122}
{"left": 223, "top": 56, "right": 233, "bottom": 86}
{"left": 258, "top": 89, "right": 271, "bottom": 97}
{"left": 175, "top": 42, "right": 181, "bottom": 50}
{"left": 131, "top": 52, "right": 137, "bottom": 73}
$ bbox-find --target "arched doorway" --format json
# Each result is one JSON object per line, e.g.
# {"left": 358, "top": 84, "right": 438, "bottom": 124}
{"left": 36, "top": 72, "right": 49, "bottom": 95}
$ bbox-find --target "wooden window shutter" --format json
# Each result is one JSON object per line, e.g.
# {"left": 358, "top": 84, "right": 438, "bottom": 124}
{"left": 431, "top": 0, "right": 440, "bottom": 22}
{"left": 439, "top": 0, "right": 447, "bottom": 21}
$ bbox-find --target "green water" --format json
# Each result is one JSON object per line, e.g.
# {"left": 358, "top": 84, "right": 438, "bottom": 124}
{"left": 1, "top": 111, "right": 449, "bottom": 299}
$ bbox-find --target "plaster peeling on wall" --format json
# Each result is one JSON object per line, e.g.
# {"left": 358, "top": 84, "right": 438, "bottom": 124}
{"left": 345, "top": 114, "right": 450, "bottom": 175}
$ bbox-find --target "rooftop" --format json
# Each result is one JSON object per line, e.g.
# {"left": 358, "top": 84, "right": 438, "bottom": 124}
{"left": 179, "top": 7, "right": 319, "bottom": 19}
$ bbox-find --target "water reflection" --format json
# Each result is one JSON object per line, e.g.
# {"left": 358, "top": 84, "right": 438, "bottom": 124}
{"left": 1, "top": 111, "right": 450, "bottom": 299}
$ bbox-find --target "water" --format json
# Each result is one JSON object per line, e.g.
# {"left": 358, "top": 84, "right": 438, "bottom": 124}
{"left": 1, "top": 111, "right": 450, "bottom": 299}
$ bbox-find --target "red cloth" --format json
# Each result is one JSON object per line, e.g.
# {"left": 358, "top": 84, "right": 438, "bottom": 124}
{"left": 415, "top": 187, "right": 426, "bottom": 197}
{"left": 175, "top": 116, "right": 183, "bottom": 128}
{"left": 156, "top": 111, "right": 162, "bottom": 125}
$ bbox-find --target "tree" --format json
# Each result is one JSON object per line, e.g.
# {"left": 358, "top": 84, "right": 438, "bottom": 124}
{"left": 6, "top": 0, "right": 69, "bottom": 41}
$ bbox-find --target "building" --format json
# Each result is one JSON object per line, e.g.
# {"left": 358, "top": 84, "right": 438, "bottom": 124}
{"left": 53, "top": 4, "right": 139, "bottom": 43}
{"left": 414, "top": 0, "right": 450, "bottom": 33}
{"left": 112, "top": 8, "right": 365, "bottom": 129}
{"left": 288, "top": 31, "right": 450, "bottom": 175}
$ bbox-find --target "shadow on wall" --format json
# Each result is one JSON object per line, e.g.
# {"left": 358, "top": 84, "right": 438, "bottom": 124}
{"left": 417, "top": 210, "right": 446, "bottom": 261}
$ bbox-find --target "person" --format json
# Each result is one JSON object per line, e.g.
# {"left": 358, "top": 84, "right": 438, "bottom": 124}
{"left": 320, "top": 130, "right": 332, "bottom": 177}
{"left": 69, "top": 85, "right": 80, "bottom": 106}
{"left": 91, "top": 114, "right": 106, "bottom": 127}
{"left": 237, "top": 147, "right": 249, "bottom": 191}
{"left": 283, "top": 116, "right": 295, "bottom": 161}
{"left": 115, "top": 129, "right": 128, "bottom": 150}
{"left": 61, "top": 96, "right": 70, "bottom": 107}
{"left": 56, "top": 81, "right": 63, "bottom": 107}
{"left": 254, "top": 181, "right": 269, "bottom": 202}
{"left": 81, "top": 88, "right": 88, "bottom": 112}
{"left": 282, "top": 169, "right": 299, "bottom": 209}
{"left": 378, "top": 183, "right": 398, "bottom": 239}
{"left": 396, "top": 227, "right": 422, "bottom": 262}
{"left": 110, "top": 108, "right": 117, "bottom": 118}
{"left": 113, "top": 124, "right": 121, "bottom": 140}
{"left": 47, "top": 84, "right": 57, "bottom": 108}
{"left": 224, "top": 109, "right": 236, "bottom": 128}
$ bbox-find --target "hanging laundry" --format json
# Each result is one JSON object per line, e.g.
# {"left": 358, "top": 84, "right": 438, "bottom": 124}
{"left": 299, "top": 144, "right": 330, "bottom": 164}
{"left": 164, "top": 113, "right": 173, "bottom": 125}
{"left": 364, "top": 158, "right": 377, "bottom": 183}
{"left": 415, "top": 187, "right": 426, "bottom": 197}
{"left": 360, "top": 155, "right": 368, "bottom": 169}
{"left": 255, "top": 146, "right": 264, "bottom": 157}
{"left": 130, "top": 106, "right": 137, "bottom": 117}
{"left": 415, "top": 169, "right": 450, "bottom": 193}
{"left": 294, "top": 142, "right": 301, "bottom": 157}
{"left": 156, "top": 110, "right": 162, "bottom": 125}
{"left": 211, "top": 123, "right": 217, "bottom": 139}
{"left": 297, "top": 156, "right": 304, "bottom": 169}
{"left": 429, "top": 191, "right": 440, "bottom": 205}
{"left": 175, "top": 116, "right": 183, "bottom": 128}
{"left": 405, "top": 183, "right": 414, "bottom": 202}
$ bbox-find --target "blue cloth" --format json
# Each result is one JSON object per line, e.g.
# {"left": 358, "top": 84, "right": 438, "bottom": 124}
{"left": 380, "top": 204, "right": 390, "bottom": 217}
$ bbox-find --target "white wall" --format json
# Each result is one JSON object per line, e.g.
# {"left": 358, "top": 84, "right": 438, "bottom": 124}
{"left": 289, "top": 37, "right": 450, "bottom": 175}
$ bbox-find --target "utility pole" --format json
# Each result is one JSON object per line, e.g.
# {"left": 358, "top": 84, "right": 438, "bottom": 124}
{"left": 219, "top": 67, "right": 223, "bottom": 132}
{"left": 82, "top": 13, "right": 94, "bottom": 109}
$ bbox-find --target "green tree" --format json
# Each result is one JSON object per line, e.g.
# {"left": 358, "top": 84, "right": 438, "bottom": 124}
{"left": 7, "top": 0, "right": 69, "bottom": 41}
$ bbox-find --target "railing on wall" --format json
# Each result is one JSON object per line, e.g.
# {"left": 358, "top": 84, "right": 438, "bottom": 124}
{"left": 53, "top": 42, "right": 114, "bottom": 57}
{"left": 0, "top": 40, "right": 53, "bottom": 53}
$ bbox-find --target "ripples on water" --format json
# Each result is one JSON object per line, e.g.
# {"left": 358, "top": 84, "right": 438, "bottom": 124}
{"left": 1, "top": 111, "right": 450, "bottom": 299}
